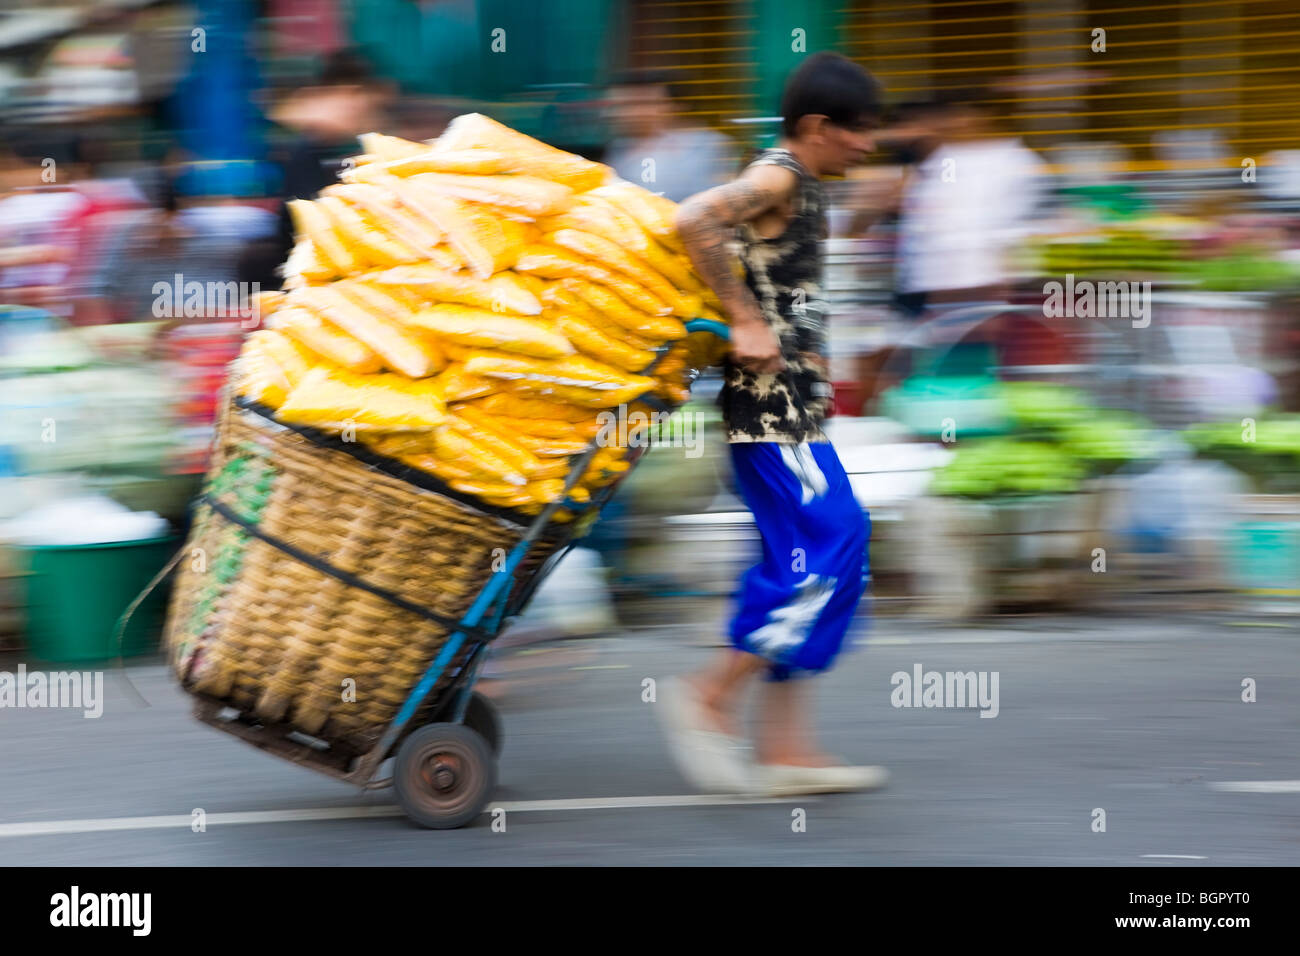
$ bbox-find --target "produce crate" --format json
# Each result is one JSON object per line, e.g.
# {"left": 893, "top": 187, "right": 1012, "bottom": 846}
{"left": 904, "top": 488, "right": 1109, "bottom": 619}
{"left": 164, "top": 395, "right": 567, "bottom": 761}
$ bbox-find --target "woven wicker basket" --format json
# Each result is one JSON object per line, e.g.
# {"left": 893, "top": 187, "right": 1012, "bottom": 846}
{"left": 164, "top": 395, "right": 565, "bottom": 756}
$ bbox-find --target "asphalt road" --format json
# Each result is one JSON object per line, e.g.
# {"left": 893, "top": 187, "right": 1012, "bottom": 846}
{"left": 1, "top": 609, "right": 1297, "bottom": 866}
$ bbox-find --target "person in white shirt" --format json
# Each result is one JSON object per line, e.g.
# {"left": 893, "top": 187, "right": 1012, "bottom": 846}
{"left": 893, "top": 91, "right": 1045, "bottom": 316}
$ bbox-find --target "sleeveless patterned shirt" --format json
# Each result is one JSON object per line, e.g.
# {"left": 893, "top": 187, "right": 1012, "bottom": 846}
{"left": 719, "top": 148, "right": 832, "bottom": 443}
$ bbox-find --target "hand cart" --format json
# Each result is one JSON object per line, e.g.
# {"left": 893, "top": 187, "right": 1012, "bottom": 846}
{"left": 164, "top": 319, "right": 729, "bottom": 829}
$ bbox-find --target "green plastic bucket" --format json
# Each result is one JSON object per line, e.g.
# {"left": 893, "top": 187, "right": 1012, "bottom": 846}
{"left": 20, "top": 535, "right": 179, "bottom": 663}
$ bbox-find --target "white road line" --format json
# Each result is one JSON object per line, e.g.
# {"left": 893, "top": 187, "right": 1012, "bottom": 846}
{"left": 0, "top": 794, "right": 794, "bottom": 839}
{"left": 1210, "top": 780, "right": 1300, "bottom": 793}
{"left": 1141, "top": 855, "right": 1207, "bottom": 860}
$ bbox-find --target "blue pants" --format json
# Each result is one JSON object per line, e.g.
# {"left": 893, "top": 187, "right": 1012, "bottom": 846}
{"left": 728, "top": 440, "right": 870, "bottom": 681}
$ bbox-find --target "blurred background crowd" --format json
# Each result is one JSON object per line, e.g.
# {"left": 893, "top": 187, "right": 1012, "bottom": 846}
{"left": 3, "top": 0, "right": 1300, "bottom": 667}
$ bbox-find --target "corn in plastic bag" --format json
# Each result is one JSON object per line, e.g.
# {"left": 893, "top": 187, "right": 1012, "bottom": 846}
{"left": 464, "top": 354, "right": 656, "bottom": 407}
{"left": 293, "top": 286, "right": 443, "bottom": 379}
{"left": 288, "top": 199, "right": 360, "bottom": 277}
{"left": 514, "top": 247, "right": 671, "bottom": 316}
{"left": 588, "top": 182, "right": 684, "bottom": 251}
{"left": 371, "top": 264, "right": 542, "bottom": 315}
{"left": 558, "top": 279, "right": 686, "bottom": 341}
{"left": 235, "top": 330, "right": 312, "bottom": 408}
{"left": 545, "top": 228, "right": 686, "bottom": 314}
{"left": 433, "top": 425, "right": 528, "bottom": 486}
{"left": 540, "top": 201, "right": 651, "bottom": 258}
{"left": 358, "top": 132, "right": 430, "bottom": 162}
{"left": 277, "top": 367, "right": 446, "bottom": 432}
{"left": 470, "top": 391, "right": 593, "bottom": 422}
{"left": 271, "top": 306, "right": 383, "bottom": 373}
{"left": 407, "top": 304, "right": 573, "bottom": 359}
{"left": 557, "top": 314, "right": 655, "bottom": 373}
{"left": 382, "top": 147, "right": 513, "bottom": 177}
{"left": 322, "top": 183, "right": 440, "bottom": 260}
{"left": 433, "top": 113, "right": 609, "bottom": 192}
{"left": 402, "top": 171, "right": 572, "bottom": 219}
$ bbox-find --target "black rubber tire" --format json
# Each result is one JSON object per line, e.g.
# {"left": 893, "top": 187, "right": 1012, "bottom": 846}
{"left": 463, "top": 691, "right": 502, "bottom": 756}
{"left": 393, "top": 723, "right": 495, "bottom": 829}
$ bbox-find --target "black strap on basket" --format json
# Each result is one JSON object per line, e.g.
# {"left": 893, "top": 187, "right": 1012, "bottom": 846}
{"left": 202, "top": 494, "right": 497, "bottom": 642}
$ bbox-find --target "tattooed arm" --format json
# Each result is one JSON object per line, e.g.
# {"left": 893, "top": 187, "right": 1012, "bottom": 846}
{"left": 676, "top": 163, "right": 798, "bottom": 374}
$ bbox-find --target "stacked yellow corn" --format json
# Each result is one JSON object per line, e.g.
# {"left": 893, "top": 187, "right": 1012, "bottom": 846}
{"left": 235, "top": 114, "right": 728, "bottom": 517}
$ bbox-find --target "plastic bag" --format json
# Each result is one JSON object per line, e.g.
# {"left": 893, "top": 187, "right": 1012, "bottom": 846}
{"left": 637, "top": 238, "right": 700, "bottom": 295}
{"left": 557, "top": 314, "right": 655, "bottom": 373}
{"left": 281, "top": 239, "right": 334, "bottom": 287}
{"left": 470, "top": 391, "right": 592, "bottom": 422}
{"left": 580, "top": 194, "right": 656, "bottom": 253}
{"left": 271, "top": 306, "right": 383, "bottom": 373}
{"left": 407, "top": 304, "right": 573, "bottom": 359}
{"left": 403, "top": 171, "right": 572, "bottom": 218}
{"left": 545, "top": 228, "right": 685, "bottom": 313}
{"left": 464, "top": 354, "right": 656, "bottom": 407}
{"left": 559, "top": 279, "right": 687, "bottom": 341}
{"left": 463, "top": 352, "right": 651, "bottom": 390}
{"left": 458, "top": 413, "right": 596, "bottom": 440}
{"left": 383, "top": 147, "right": 513, "bottom": 177}
{"left": 361, "top": 432, "right": 436, "bottom": 458}
{"left": 588, "top": 182, "right": 684, "bottom": 250}
{"left": 540, "top": 201, "right": 651, "bottom": 257}
{"left": 277, "top": 366, "right": 446, "bottom": 431}
{"left": 317, "top": 195, "right": 411, "bottom": 270}
{"left": 433, "top": 113, "right": 609, "bottom": 192}
{"left": 235, "top": 332, "right": 298, "bottom": 409}
{"left": 293, "top": 286, "right": 443, "bottom": 379}
{"left": 434, "top": 363, "right": 498, "bottom": 402}
{"left": 448, "top": 407, "right": 550, "bottom": 473}
{"left": 323, "top": 183, "right": 440, "bottom": 260}
{"left": 510, "top": 433, "right": 592, "bottom": 457}
{"left": 371, "top": 264, "right": 542, "bottom": 315}
{"left": 514, "top": 247, "right": 671, "bottom": 316}
{"left": 358, "top": 132, "right": 430, "bottom": 162}
{"left": 288, "top": 199, "right": 359, "bottom": 276}
{"left": 394, "top": 188, "right": 533, "bottom": 280}
{"left": 433, "top": 425, "right": 528, "bottom": 485}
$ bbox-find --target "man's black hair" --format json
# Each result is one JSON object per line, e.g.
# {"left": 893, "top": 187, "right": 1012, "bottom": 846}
{"left": 611, "top": 68, "right": 682, "bottom": 104}
{"left": 780, "top": 52, "right": 882, "bottom": 138}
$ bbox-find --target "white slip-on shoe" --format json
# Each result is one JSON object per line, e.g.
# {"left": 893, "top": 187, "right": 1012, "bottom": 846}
{"left": 756, "top": 763, "right": 890, "bottom": 797}
{"left": 656, "top": 677, "right": 757, "bottom": 794}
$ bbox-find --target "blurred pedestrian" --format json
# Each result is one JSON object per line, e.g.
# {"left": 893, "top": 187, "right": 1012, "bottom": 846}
{"left": 662, "top": 52, "right": 888, "bottom": 796}
{"left": 604, "top": 69, "right": 734, "bottom": 202}
{"left": 894, "top": 89, "right": 1045, "bottom": 314}
{"left": 267, "top": 49, "right": 395, "bottom": 272}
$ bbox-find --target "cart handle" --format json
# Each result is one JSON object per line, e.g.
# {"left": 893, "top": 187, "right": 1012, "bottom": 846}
{"left": 684, "top": 317, "right": 730, "bottom": 340}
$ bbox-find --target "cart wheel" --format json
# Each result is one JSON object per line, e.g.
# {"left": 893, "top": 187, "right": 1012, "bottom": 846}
{"left": 393, "top": 723, "right": 496, "bottom": 830}
{"left": 463, "top": 691, "right": 502, "bottom": 756}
